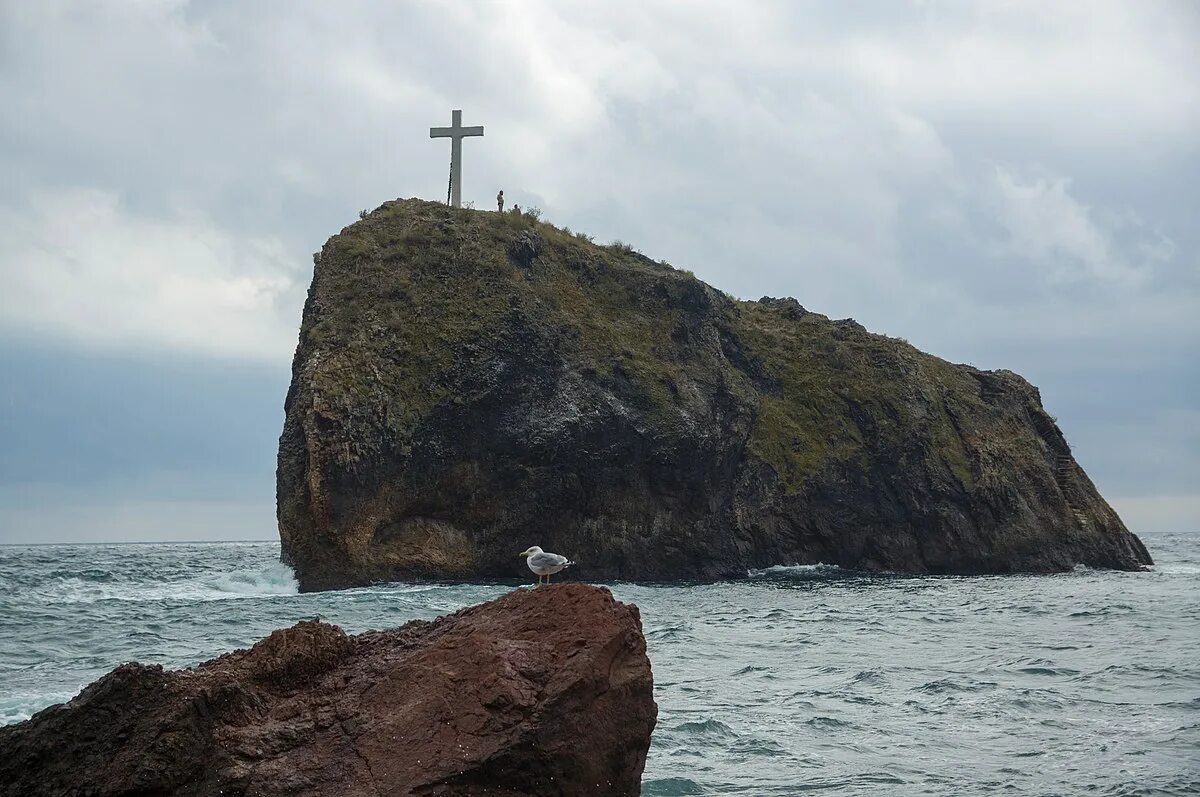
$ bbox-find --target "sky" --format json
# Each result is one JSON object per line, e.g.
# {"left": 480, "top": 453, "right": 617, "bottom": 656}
{"left": 0, "top": 1, "right": 1197, "bottom": 544}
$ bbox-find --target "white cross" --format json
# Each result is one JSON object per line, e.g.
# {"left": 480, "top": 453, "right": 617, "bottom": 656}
{"left": 429, "top": 109, "right": 484, "bottom": 208}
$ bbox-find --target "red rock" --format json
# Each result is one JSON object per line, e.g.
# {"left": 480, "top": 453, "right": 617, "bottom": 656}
{"left": 0, "top": 584, "right": 656, "bottom": 796}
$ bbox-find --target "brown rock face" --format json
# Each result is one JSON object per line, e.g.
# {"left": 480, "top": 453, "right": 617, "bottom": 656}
{"left": 277, "top": 199, "right": 1150, "bottom": 590}
{"left": 0, "top": 584, "right": 656, "bottom": 797}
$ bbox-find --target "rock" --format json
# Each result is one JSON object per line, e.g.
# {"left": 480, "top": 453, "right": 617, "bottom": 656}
{"left": 757, "top": 296, "right": 810, "bottom": 320}
{"left": 0, "top": 584, "right": 656, "bottom": 796}
{"left": 277, "top": 198, "right": 1151, "bottom": 591}
{"left": 507, "top": 229, "right": 543, "bottom": 268}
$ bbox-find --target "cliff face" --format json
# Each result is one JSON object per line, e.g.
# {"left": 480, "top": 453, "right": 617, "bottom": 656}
{"left": 277, "top": 198, "right": 1150, "bottom": 591}
{"left": 0, "top": 584, "right": 656, "bottom": 797}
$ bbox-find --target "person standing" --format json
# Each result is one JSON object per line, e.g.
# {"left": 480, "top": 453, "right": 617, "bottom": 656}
{"left": 497, "top": 190, "right": 504, "bottom": 212}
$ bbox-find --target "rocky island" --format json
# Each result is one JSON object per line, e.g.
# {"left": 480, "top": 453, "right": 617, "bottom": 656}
{"left": 277, "top": 199, "right": 1151, "bottom": 591}
{"left": 0, "top": 584, "right": 655, "bottom": 796}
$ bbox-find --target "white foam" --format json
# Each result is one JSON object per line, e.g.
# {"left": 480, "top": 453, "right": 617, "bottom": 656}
{"left": 204, "top": 561, "right": 299, "bottom": 596}
{"left": 37, "top": 561, "right": 299, "bottom": 605}
{"left": 0, "top": 691, "right": 76, "bottom": 726}
{"left": 1150, "top": 563, "right": 1200, "bottom": 575}
{"left": 748, "top": 562, "right": 842, "bottom": 577}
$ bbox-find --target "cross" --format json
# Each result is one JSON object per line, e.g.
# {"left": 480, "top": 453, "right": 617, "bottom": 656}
{"left": 429, "top": 109, "right": 484, "bottom": 208}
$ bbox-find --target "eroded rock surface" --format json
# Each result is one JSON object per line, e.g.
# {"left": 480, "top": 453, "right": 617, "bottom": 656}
{"left": 278, "top": 199, "right": 1151, "bottom": 590}
{"left": 0, "top": 584, "right": 656, "bottom": 796}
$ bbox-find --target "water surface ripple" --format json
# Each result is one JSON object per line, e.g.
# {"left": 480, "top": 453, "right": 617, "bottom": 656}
{"left": 1, "top": 532, "right": 1196, "bottom": 795}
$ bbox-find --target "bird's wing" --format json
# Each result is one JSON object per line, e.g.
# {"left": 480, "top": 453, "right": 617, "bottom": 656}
{"left": 530, "top": 552, "right": 570, "bottom": 568}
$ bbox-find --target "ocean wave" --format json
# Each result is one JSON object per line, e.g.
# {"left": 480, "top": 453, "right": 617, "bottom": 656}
{"left": 44, "top": 567, "right": 116, "bottom": 583}
{"left": 1016, "top": 666, "right": 1080, "bottom": 677}
{"left": 642, "top": 777, "right": 704, "bottom": 796}
{"left": 748, "top": 562, "right": 842, "bottom": 577}
{"left": 0, "top": 691, "right": 77, "bottom": 726}
{"left": 805, "top": 715, "right": 854, "bottom": 729}
{"left": 646, "top": 622, "right": 693, "bottom": 641}
{"left": 31, "top": 561, "right": 298, "bottom": 604}
{"left": 914, "top": 678, "right": 983, "bottom": 694}
{"left": 669, "top": 719, "right": 740, "bottom": 739}
{"left": 2, "top": 535, "right": 1197, "bottom": 794}
{"left": 1152, "top": 563, "right": 1200, "bottom": 575}
{"left": 732, "top": 664, "right": 772, "bottom": 675}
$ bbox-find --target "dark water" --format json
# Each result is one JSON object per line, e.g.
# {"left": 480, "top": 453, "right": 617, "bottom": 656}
{"left": 1, "top": 532, "right": 1196, "bottom": 795}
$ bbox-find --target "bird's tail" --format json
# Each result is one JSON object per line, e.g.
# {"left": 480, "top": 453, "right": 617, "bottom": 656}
{"left": 564, "top": 560, "right": 576, "bottom": 568}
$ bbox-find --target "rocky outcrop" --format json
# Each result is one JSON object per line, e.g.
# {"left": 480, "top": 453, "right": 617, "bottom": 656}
{"left": 277, "top": 199, "right": 1151, "bottom": 591}
{"left": 0, "top": 584, "right": 656, "bottom": 796}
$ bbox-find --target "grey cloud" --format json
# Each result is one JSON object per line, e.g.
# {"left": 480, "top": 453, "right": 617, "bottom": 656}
{"left": 0, "top": 0, "right": 1196, "bottom": 537}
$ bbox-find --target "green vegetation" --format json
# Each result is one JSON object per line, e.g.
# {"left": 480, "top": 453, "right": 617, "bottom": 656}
{"left": 299, "top": 198, "right": 1029, "bottom": 490}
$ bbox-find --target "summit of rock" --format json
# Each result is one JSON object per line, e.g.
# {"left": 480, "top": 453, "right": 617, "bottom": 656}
{"left": 277, "top": 198, "right": 1150, "bottom": 591}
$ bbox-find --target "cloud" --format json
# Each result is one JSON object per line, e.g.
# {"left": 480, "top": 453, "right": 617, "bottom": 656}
{"left": 990, "top": 167, "right": 1135, "bottom": 285}
{"left": 838, "top": 2, "right": 1200, "bottom": 149}
{"left": 0, "top": 0, "right": 1196, "bottom": 537}
{"left": 0, "top": 188, "right": 303, "bottom": 360}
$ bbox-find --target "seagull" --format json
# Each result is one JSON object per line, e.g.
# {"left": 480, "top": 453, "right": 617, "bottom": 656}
{"left": 519, "top": 546, "right": 575, "bottom": 586}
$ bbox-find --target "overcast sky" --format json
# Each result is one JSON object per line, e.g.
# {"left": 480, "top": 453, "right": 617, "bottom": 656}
{"left": 0, "top": 1, "right": 1196, "bottom": 544}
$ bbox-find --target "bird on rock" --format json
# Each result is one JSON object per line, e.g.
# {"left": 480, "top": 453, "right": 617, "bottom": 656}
{"left": 519, "top": 546, "right": 575, "bottom": 586}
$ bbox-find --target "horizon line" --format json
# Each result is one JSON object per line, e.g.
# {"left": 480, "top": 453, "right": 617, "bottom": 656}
{"left": 0, "top": 539, "right": 279, "bottom": 547}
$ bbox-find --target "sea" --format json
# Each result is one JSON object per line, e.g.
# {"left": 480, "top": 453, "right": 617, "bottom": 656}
{"left": 1, "top": 531, "right": 1196, "bottom": 795}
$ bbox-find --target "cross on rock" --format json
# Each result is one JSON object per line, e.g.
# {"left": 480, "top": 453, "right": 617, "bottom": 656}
{"left": 429, "top": 109, "right": 484, "bottom": 208}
